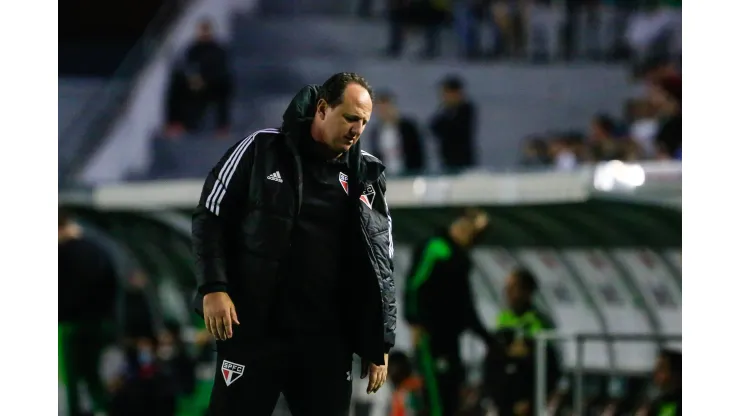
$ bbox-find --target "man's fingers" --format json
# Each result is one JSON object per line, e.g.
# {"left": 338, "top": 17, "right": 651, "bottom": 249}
{"left": 367, "top": 368, "right": 385, "bottom": 393}
{"left": 216, "top": 316, "right": 228, "bottom": 340}
{"left": 366, "top": 371, "right": 377, "bottom": 393}
{"left": 205, "top": 316, "right": 213, "bottom": 336}
{"left": 223, "top": 314, "right": 233, "bottom": 338}
{"left": 207, "top": 316, "right": 220, "bottom": 338}
{"left": 230, "top": 307, "right": 240, "bottom": 325}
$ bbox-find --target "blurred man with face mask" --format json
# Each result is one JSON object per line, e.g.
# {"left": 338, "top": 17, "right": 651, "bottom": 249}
{"left": 404, "top": 208, "right": 493, "bottom": 416}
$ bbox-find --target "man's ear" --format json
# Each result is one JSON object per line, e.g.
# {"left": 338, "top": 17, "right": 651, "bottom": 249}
{"left": 316, "top": 99, "right": 328, "bottom": 120}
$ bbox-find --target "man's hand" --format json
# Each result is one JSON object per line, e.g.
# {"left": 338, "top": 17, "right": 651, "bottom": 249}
{"left": 203, "top": 292, "right": 240, "bottom": 341}
{"left": 361, "top": 354, "right": 388, "bottom": 394}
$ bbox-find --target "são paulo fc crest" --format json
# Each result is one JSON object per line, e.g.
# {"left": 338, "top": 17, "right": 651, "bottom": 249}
{"left": 221, "top": 360, "right": 245, "bottom": 386}
{"left": 339, "top": 172, "right": 375, "bottom": 209}
{"left": 339, "top": 172, "right": 349, "bottom": 195}
{"left": 360, "top": 184, "right": 375, "bottom": 209}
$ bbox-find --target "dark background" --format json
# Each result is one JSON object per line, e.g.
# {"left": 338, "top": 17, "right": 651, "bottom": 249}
{"left": 59, "top": 0, "right": 167, "bottom": 76}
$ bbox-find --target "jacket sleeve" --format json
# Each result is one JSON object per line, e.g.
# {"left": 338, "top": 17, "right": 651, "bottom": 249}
{"left": 375, "top": 173, "right": 397, "bottom": 351}
{"left": 192, "top": 135, "right": 257, "bottom": 295}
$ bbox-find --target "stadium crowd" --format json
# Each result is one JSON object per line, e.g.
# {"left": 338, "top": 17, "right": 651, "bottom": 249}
{"left": 519, "top": 57, "right": 681, "bottom": 170}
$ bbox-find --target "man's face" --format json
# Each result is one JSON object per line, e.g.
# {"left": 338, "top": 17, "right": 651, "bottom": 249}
{"left": 316, "top": 83, "right": 373, "bottom": 154}
{"left": 653, "top": 356, "right": 672, "bottom": 389}
{"left": 440, "top": 87, "right": 461, "bottom": 106}
{"left": 505, "top": 274, "right": 527, "bottom": 308}
{"left": 198, "top": 23, "right": 213, "bottom": 42}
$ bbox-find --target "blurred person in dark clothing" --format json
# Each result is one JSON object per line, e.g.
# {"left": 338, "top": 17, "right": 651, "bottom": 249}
{"left": 404, "top": 208, "right": 494, "bottom": 416}
{"left": 588, "top": 113, "right": 621, "bottom": 161}
{"left": 636, "top": 349, "right": 681, "bottom": 416}
{"left": 122, "top": 270, "right": 160, "bottom": 342}
{"left": 490, "top": 0, "right": 526, "bottom": 59}
{"left": 430, "top": 76, "right": 477, "bottom": 171}
{"left": 519, "top": 137, "right": 551, "bottom": 167}
{"left": 109, "top": 336, "right": 178, "bottom": 416}
{"left": 548, "top": 136, "right": 578, "bottom": 171}
{"left": 649, "top": 74, "right": 681, "bottom": 160}
{"left": 386, "top": 0, "right": 448, "bottom": 59}
{"left": 484, "top": 268, "right": 561, "bottom": 416}
{"left": 158, "top": 320, "right": 197, "bottom": 397}
{"left": 58, "top": 209, "right": 119, "bottom": 416}
{"left": 166, "top": 19, "right": 232, "bottom": 136}
{"left": 562, "top": 0, "right": 602, "bottom": 61}
{"left": 367, "top": 92, "right": 425, "bottom": 175}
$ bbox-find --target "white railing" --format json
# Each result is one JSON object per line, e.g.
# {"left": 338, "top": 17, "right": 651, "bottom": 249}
{"left": 534, "top": 332, "right": 682, "bottom": 416}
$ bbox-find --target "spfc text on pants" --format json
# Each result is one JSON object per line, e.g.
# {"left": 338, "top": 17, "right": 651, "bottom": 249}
{"left": 207, "top": 335, "right": 353, "bottom": 416}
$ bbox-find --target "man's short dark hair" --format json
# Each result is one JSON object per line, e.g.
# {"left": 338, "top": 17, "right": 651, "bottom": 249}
{"left": 319, "top": 72, "right": 374, "bottom": 108}
{"left": 512, "top": 267, "right": 539, "bottom": 294}
{"left": 440, "top": 75, "right": 464, "bottom": 91}
{"left": 593, "top": 113, "right": 616, "bottom": 135}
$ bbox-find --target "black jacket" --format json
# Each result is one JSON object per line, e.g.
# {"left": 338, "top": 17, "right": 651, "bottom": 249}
{"left": 430, "top": 101, "right": 477, "bottom": 170}
{"left": 191, "top": 85, "right": 397, "bottom": 365}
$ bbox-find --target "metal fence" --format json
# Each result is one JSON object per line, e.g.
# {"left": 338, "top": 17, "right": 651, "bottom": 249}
{"left": 534, "top": 332, "right": 682, "bottom": 416}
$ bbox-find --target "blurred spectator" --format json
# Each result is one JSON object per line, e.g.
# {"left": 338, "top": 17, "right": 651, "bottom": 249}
{"left": 388, "top": 351, "right": 426, "bottom": 416}
{"left": 523, "top": 0, "right": 562, "bottom": 62}
{"left": 636, "top": 54, "right": 680, "bottom": 82}
{"left": 366, "top": 92, "right": 425, "bottom": 175}
{"left": 562, "top": 0, "right": 600, "bottom": 61}
{"left": 59, "top": 209, "right": 119, "bottom": 416}
{"left": 519, "top": 137, "right": 551, "bottom": 167}
{"left": 625, "top": 0, "right": 681, "bottom": 67}
{"left": 588, "top": 113, "right": 621, "bottom": 161}
{"left": 635, "top": 349, "right": 682, "bottom": 416}
{"left": 386, "top": 0, "right": 448, "bottom": 58}
{"left": 484, "top": 268, "right": 562, "bottom": 416}
{"left": 649, "top": 74, "right": 681, "bottom": 159}
{"left": 549, "top": 135, "right": 578, "bottom": 171}
{"left": 123, "top": 270, "right": 161, "bottom": 344}
{"left": 490, "top": 0, "right": 525, "bottom": 58}
{"left": 430, "top": 75, "right": 477, "bottom": 171}
{"left": 157, "top": 320, "right": 197, "bottom": 398}
{"left": 404, "top": 208, "right": 493, "bottom": 416}
{"left": 625, "top": 98, "right": 660, "bottom": 158}
{"left": 451, "top": 0, "right": 489, "bottom": 59}
{"left": 165, "top": 20, "right": 232, "bottom": 137}
{"left": 109, "top": 335, "right": 178, "bottom": 416}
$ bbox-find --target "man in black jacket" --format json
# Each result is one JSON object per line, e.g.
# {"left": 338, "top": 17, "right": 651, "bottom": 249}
{"left": 192, "top": 73, "right": 396, "bottom": 416}
{"left": 404, "top": 208, "right": 493, "bottom": 416}
{"left": 430, "top": 76, "right": 477, "bottom": 171}
{"left": 59, "top": 209, "right": 119, "bottom": 416}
